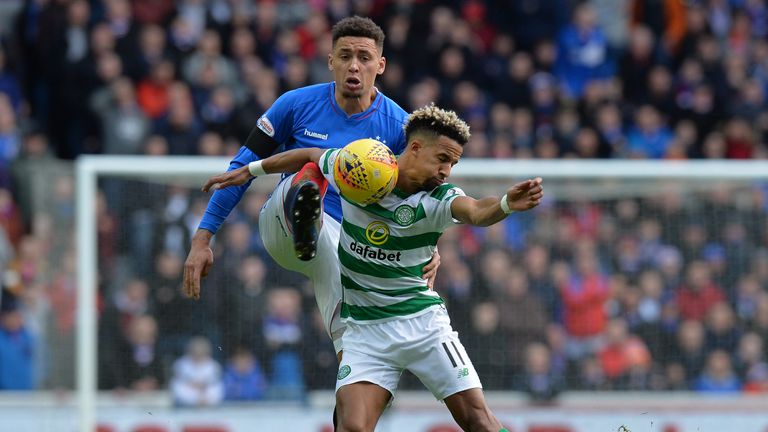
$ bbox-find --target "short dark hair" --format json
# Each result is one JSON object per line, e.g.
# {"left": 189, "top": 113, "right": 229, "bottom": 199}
{"left": 331, "top": 16, "right": 385, "bottom": 50}
{"left": 404, "top": 104, "right": 471, "bottom": 146}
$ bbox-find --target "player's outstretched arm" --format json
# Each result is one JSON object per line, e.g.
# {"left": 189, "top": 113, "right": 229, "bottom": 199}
{"left": 202, "top": 148, "right": 326, "bottom": 192}
{"left": 451, "top": 177, "right": 543, "bottom": 226}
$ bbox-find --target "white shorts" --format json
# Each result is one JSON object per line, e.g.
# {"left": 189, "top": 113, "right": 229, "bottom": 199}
{"left": 335, "top": 306, "right": 482, "bottom": 401}
{"left": 259, "top": 175, "right": 345, "bottom": 353}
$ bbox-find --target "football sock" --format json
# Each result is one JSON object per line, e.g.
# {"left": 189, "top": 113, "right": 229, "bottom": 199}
{"left": 292, "top": 162, "right": 328, "bottom": 197}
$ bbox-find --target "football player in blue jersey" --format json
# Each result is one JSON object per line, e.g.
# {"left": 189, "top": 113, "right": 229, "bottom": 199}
{"left": 183, "top": 16, "right": 440, "bottom": 359}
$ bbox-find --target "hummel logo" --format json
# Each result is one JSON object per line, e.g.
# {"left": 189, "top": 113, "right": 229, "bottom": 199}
{"left": 304, "top": 129, "right": 328, "bottom": 140}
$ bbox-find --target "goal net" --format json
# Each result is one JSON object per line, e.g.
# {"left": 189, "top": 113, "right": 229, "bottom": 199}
{"left": 69, "top": 156, "right": 768, "bottom": 432}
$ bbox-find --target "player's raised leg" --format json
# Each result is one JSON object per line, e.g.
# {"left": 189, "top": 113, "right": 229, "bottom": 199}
{"left": 283, "top": 162, "right": 328, "bottom": 260}
{"left": 258, "top": 162, "right": 345, "bottom": 351}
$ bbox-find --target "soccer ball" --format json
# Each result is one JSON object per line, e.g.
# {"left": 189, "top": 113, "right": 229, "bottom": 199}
{"left": 333, "top": 138, "right": 398, "bottom": 205}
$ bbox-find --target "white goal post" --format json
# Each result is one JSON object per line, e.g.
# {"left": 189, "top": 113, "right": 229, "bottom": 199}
{"left": 75, "top": 156, "right": 767, "bottom": 432}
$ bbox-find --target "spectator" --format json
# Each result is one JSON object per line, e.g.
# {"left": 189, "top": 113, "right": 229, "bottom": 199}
{"left": 597, "top": 318, "right": 652, "bottom": 389}
{"left": 215, "top": 254, "right": 268, "bottom": 356}
{"left": 627, "top": 105, "right": 674, "bottom": 158}
{"left": 183, "top": 29, "right": 238, "bottom": 95}
{"left": 152, "top": 249, "right": 209, "bottom": 361}
{"left": 135, "top": 24, "right": 171, "bottom": 78}
{"left": 499, "top": 52, "right": 533, "bottom": 108}
{"left": 735, "top": 275, "right": 763, "bottom": 323}
{"left": 594, "top": 102, "right": 627, "bottom": 157}
{"left": 0, "top": 94, "right": 20, "bottom": 178}
{"left": 559, "top": 251, "right": 611, "bottom": 360}
{"left": 620, "top": 26, "right": 657, "bottom": 104}
{"left": 433, "top": 247, "right": 474, "bottom": 335}
{"left": 514, "top": 342, "right": 565, "bottom": 402}
{"left": 675, "top": 261, "right": 726, "bottom": 321}
{"left": 170, "top": 336, "right": 224, "bottom": 406}
{"left": 118, "top": 315, "right": 164, "bottom": 391}
{"left": 136, "top": 59, "right": 175, "bottom": 120}
{"left": 466, "top": 302, "right": 508, "bottom": 389}
{"left": 0, "top": 289, "right": 34, "bottom": 389}
{"left": 704, "top": 302, "right": 741, "bottom": 354}
{"left": 497, "top": 266, "right": 548, "bottom": 370}
{"left": 199, "top": 85, "right": 237, "bottom": 139}
{"left": 263, "top": 287, "right": 304, "bottom": 400}
{"left": 555, "top": 3, "right": 614, "bottom": 98}
{"left": 674, "top": 320, "right": 708, "bottom": 385}
{"left": 734, "top": 332, "right": 768, "bottom": 392}
{"left": 633, "top": 270, "right": 675, "bottom": 361}
{"left": 152, "top": 82, "right": 204, "bottom": 154}
{"left": 223, "top": 346, "right": 267, "bottom": 401}
{"left": 99, "top": 278, "right": 152, "bottom": 389}
{"left": 524, "top": 243, "right": 559, "bottom": 319}
{"left": 301, "top": 310, "right": 338, "bottom": 391}
{"left": 0, "top": 47, "right": 22, "bottom": 114}
{"left": 694, "top": 349, "right": 741, "bottom": 393}
{"left": 577, "top": 355, "right": 608, "bottom": 390}
{"left": 90, "top": 77, "right": 151, "bottom": 154}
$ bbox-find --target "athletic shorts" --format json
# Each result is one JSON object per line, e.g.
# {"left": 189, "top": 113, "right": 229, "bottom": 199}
{"left": 335, "top": 306, "right": 482, "bottom": 401}
{"left": 259, "top": 175, "right": 345, "bottom": 353}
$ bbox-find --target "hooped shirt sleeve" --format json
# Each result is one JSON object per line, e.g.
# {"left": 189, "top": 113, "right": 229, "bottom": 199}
{"left": 429, "top": 183, "right": 467, "bottom": 231}
{"left": 318, "top": 149, "right": 341, "bottom": 193}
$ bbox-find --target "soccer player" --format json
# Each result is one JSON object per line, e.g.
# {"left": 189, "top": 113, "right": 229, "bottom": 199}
{"left": 204, "top": 104, "right": 543, "bottom": 432}
{"left": 182, "top": 16, "right": 440, "bottom": 356}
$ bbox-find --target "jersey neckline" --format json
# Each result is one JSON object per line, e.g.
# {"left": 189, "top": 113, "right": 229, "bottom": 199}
{"left": 328, "top": 82, "right": 383, "bottom": 121}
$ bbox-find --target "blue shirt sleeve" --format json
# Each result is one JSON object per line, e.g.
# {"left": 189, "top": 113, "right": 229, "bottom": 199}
{"left": 197, "top": 147, "right": 259, "bottom": 234}
{"left": 198, "top": 91, "right": 298, "bottom": 234}
{"left": 256, "top": 91, "right": 296, "bottom": 146}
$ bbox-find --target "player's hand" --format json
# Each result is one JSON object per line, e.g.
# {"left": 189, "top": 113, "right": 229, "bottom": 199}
{"left": 202, "top": 165, "right": 253, "bottom": 192}
{"left": 422, "top": 247, "right": 441, "bottom": 290}
{"left": 183, "top": 232, "right": 214, "bottom": 300}
{"left": 505, "top": 177, "right": 543, "bottom": 212}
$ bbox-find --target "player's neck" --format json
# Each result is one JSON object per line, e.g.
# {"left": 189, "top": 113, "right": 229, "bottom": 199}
{"left": 335, "top": 88, "right": 377, "bottom": 116}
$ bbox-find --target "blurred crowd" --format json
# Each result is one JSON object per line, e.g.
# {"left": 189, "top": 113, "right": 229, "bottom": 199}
{"left": 0, "top": 0, "right": 766, "bottom": 404}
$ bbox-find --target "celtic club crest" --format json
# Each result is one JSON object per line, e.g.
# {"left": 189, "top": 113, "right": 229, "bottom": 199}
{"left": 394, "top": 205, "right": 416, "bottom": 226}
{"left": 337, "top": 365, "right": 351, "bottom": 380}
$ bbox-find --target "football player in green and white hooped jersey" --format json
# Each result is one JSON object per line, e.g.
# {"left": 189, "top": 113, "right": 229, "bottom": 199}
{"left": 318, "top": 148, "right": 460, "bottom": 324}
{"left": 204, "top": 104, "right": 543, "bottom": 432}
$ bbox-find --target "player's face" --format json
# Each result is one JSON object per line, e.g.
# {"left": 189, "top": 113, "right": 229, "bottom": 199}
{"left": 329, "top": 36, "right": 385, "bottom": 99}
{"left": 412, "top": 136, "right": 463, "bottom": 191}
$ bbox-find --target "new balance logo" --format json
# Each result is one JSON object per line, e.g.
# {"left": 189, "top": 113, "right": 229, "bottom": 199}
{"left": 304, "top": 129, "right": 328, "bottom": 140}
{"left": 457, "top": 368, "right": 470, "bottom": 379}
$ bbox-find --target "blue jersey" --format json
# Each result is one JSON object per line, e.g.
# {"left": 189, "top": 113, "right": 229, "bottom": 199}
{"left": 198, "top": 82, "right": 408, "bottom": 233}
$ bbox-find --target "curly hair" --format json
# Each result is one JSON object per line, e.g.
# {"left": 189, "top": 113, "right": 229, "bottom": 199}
{"left": 331, "top": 16, "right": 385, "bottom": 50}
{"left": 404, "top": 104, "right": 471, "bottom": 146}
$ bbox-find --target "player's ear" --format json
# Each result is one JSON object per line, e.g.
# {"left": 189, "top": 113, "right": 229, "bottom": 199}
{"left": 377, "top": 56, "right": 386, "bottom": 75}
{"left": 409, "top": 139, "right": 421, "bottom": 153}
{"left": 328, "top": 53, "right": 334, "bottom": 71}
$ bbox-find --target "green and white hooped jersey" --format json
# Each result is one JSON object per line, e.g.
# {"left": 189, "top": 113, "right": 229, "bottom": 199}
{"left": 319, "top": 149, "right": 466, "bottom": 324}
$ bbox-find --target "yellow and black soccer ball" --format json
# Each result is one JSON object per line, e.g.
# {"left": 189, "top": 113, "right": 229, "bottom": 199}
{"left": 333, "top": 138, "right": 398, "bottom": 206}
